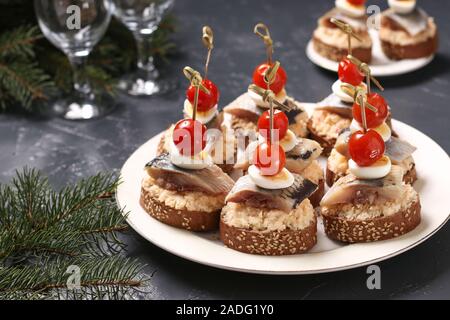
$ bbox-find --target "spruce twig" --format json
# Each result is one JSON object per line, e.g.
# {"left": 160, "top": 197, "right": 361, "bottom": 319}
{"left": 0, "top": 61, "right": 52, "bottom": 106}
{"left": 0, "top": 168, "right": 147, "bottom": 300}
{"left": 0, "top": 256, "right": 146, "bottom": 300}
{"left": 0, "top": 25, "right": 42, "bottom": 58}
{"left": 0, "top": 25, "right": 53, "bottom": 110}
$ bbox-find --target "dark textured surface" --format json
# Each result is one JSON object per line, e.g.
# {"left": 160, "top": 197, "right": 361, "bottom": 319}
{"left": 0, "top": 0, "right": 449, "bottom": 299}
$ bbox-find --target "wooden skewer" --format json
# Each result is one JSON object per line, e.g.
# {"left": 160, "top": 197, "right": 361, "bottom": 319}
{"left": 269, "top": 99, "right": 274, "bottom": 141}
{"left": 264, "top": 63, "right": 277, "bottom": 142}
{"left": 347, "top": 55, "right": 384, "bottom": 93}
{"left": 193, "top": 86, "right": 199, "bottom": 121}
{"left": 254, "top": 23, "right": 274, "bottom": 65}
{"left": 341, "top": 83, "right": 378, "bottom": 113}
{"left": 330, "top": 18, "right": 362, "bottom": 55}
{"left": 202, "top": 26, "right": 214, "bottom": 79}
{"left": 248, "top": 60, "right": 291, "bottom": 115}
{"left": 359, "top": 91, "right": 368, "bottom": 132}
{"left": 183, "top": 66, "right": 211, "bottom": 121}
{"left": 248, "top": 84, "right": 292, "bottom": 112}
{"left": 264, "top": 61, "right": 280, "bottom": 85}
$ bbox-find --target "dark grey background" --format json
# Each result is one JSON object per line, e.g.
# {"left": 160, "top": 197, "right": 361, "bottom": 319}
{"left": 0, "top": 0, "right": 449, "bottom": 299}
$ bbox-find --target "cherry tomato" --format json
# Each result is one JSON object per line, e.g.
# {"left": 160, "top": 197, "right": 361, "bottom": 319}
{"left": 172, "top": 119, "right": 207, "bottom": 156}
{"left": 347, "top": 0, "right": 365, "bottom": 6}
{"left": 186, "top": 79, "right": 220, "bottom": 112}
{"left": 252, "top": 63, "right": 287, "bottom": 95}
{"left": 353, "top": 93, "right": 389, "bottom": 129}
{"left": 257, "top": 109, "right": 289, "bottom": 141}
{"left": 348, "top": 130, "right": 385, "bottom": 167}
{"left": 253, "top": 142, "right": 286, "bottom": 176}
{"left": 338, "top": 58, "right": 364, "bottom": 86}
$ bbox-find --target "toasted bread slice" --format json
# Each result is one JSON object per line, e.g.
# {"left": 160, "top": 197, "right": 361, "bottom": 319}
{"left": 312, "top": 37, "right": 372, "bottom": 63}
{"left": 320, "top": 190, "right": 421, "bottom": 243}
{"left": 220, "top": 218, "right": 317, "bottom": 256}
{"left": 380, "top": 34, "right": 438, "bottom": 60}
{"left": 312, "top": 8, "right": 372, "bottom": 63}
{"left": 140, "top": 183, "right": 223, "bottom": 232}
{"left": 220, "top": 200, "right": 317, "bottom": 255}
{"left": 380, "top": 15, "right": 438, "bottom": 60}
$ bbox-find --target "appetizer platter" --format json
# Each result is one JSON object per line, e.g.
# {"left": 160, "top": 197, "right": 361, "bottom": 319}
{"left": 306, "top": 0, "right": 437, "bottom": 76}
{"left": 117, "top": 23, "right": 450, "bottom": 275}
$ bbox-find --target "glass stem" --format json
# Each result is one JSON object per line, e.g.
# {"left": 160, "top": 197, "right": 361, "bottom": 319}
{"left": 68, "top": 55, "right": 93, "bottom": 100}
{"left": 134, "top": 33, "right": 159, "bottom": 80}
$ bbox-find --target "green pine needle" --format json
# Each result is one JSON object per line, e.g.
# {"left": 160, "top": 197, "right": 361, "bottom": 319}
{"left": 0, "top": 24, "right": 54, "bottom": 110}
{"left": 0, "top": 25, "right": 41, "bottom": 59}
{"left": 0, "top": 60, "right": 53, "bottom": 109}
{"left": 0, "top": 256, "right": 146, "bottom": 300}
{"left": 0, "top": 168, "right": 147, "bottom": 300}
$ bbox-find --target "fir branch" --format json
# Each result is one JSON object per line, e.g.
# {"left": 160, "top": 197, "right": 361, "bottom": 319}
{"left": 0, "top": 25, "right": 54, "bottom": 110}
{"left": 0, "top": 25, "right": 41, "bottom": 58}
{"left": 0, "top": 169, "right": 129, "bottom": 260}
{"left": 0, "top": 61, "right": 53, "bottom": 109}
{"left": 84, "top": 65, "right": 117, "bottom": 96}
{"left": 0, "top": 61, "right": 52, "bottom": 107}
{"left": 0, "top": 256, "right": 146, "bottom": 300}
{"left": 0, "top": 168, "right": 146, "bottom": 300}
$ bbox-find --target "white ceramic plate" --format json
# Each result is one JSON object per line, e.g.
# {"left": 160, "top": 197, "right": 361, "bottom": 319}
{"left": 117, "top": 104, "right": 450, "bottom": 274}
{"left": 306, "top": 29, "right": 434, "bottom": 77}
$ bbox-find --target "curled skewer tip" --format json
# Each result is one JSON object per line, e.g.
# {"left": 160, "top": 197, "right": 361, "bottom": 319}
{"left": 254, "top": 22, "right": 274, "bottom": 64}
{"left": 201, "top": 26, "right": 214, "bottom": 79}
{"left": 202, "top": 25, "right": 214, "bottom": 50}
{"left": 254, "top": 23, "right": 273, "bottom": 47}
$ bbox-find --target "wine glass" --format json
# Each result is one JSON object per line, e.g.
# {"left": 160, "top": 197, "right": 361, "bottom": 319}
{"left": 34, "top": 0, "right": 115, "bottom": 120}
{"left": 111, "top": 0, "right": 175, "bottom": 96}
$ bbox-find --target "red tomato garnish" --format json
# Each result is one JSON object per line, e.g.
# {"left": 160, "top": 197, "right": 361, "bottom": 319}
{"left": 186, "top": 79, "right": 220, "bottom": 112}
{"left": 257, "top": 109, "right": 289, "bottom": 141}
{"left": 348, "top": 130, "right": 385, "bottom": 167}
{"left": 172, "top": 119, "right": 207, "bottom": 156}
{"left": 338, "top": 58, "right": 364, "bottom": 86}
{"left": 347, "top": 0, "right": 365, "bottom": 6}
{"left": 253, "top": 142, "right": 286, "bottom": 176}
{"left": 353, "top": 93, "right": 389, "bottom": 129}
{"left": 252, "top": 63, "right": 287, "bottom": 95}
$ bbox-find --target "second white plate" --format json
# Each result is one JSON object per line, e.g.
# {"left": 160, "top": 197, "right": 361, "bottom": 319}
{"left": 306, "top": 29, "right": 434, "bottom": 77}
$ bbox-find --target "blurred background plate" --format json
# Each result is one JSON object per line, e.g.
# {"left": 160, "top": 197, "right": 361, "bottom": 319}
{"left": 306, "top": 30, "right": 435, "bottom": 77}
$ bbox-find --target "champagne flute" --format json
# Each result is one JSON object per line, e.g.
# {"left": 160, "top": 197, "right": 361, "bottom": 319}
{"left": 111, "top": 0, "right": 175, "bottom": 96}
{"left": 34, "top": 0, "right": 115, "bottom": 120}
